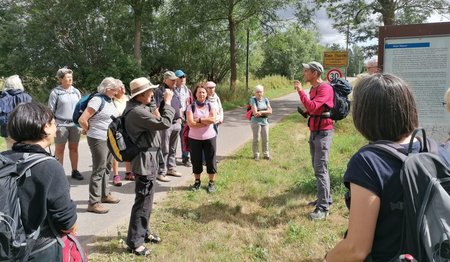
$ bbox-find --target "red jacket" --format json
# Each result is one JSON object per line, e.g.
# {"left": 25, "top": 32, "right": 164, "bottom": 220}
{"left": 298, "top": 82, "right": 334, "bottom": 131}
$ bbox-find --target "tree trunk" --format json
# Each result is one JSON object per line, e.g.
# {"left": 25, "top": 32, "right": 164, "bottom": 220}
{"left": 378, "top": 0, "right": 396, "bottom": 25}
{"left": 228, "top": 0, "right": 237, "bottom": 92}
{"left": 133, "top": 7, "right": 142, "bottom": 66}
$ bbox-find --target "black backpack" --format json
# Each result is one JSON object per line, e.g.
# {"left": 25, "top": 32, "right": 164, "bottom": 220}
{"left": 328, "top": 78, "right": 352, "bottom": 121}
{"left": 107, "top": 107, "right": 146, "bottom": 162}
{"left": 367, "top": 129, "right": 450, "bottom": 262}
{"left": 0, "top": 153, "right": 53, "bottom": 261}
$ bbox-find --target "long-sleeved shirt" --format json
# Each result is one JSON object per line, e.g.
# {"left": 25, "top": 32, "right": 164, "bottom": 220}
{"left": 298, "top": 82, "right": 334, "bottom": 131}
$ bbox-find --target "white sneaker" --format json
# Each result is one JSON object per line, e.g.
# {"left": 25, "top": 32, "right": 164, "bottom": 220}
{"left": 156, "top": 174, "right": 171, "bottom": 182}
{"left": 166, "top": 169, "right": 182, "bottom": 177}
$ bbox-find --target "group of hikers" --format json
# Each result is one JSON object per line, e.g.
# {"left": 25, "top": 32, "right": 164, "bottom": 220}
{"left": 1, "top": 57, "right": 449, "bottom": 261}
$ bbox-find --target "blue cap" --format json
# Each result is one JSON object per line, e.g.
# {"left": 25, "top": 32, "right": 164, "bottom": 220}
{"left": 175, "top": 70, "right": 185, "bottom": 78}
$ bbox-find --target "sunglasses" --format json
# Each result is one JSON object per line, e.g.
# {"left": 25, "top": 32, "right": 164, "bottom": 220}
{"left": 178, "top": 76, "right": 186, "bottom": 79}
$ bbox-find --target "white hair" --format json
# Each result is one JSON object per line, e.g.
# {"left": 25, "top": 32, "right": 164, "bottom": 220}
{"left": 97, "top": 77, "right": 118, "bottom": 94}
{"left": 254, "top": 84, "right": 264, "bottom": 93}
{"left": 4, "top": 75, "right": 24, "bottom": 91}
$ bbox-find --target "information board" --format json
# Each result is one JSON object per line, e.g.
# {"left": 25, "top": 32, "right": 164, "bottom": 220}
{"left": 383, "top": 35, "right": 450, "bottom": 140}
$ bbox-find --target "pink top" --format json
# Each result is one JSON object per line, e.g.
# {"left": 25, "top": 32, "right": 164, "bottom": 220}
{"left": 298, "top": 82, "right": 334, "bottom": 131}
{"left": 187, "top": 104, "right": 216, "bottom": 140}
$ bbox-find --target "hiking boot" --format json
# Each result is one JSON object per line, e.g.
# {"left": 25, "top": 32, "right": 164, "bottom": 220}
{"left": 182, "top": 158, "right": 192, "bottom": 167}
{"left": 87, "top": 203, "right": 109, "bottom": 214}
{"left": 309, "top": 207, "right": 329, "bottom": 221}
{"left": 113, "top": 175, "right": 122, "bottom": 186}
{"left": 145, "top": 234, "right": 162, "bottom": 244}
{"left": 207, "top": 181, "right": 216, "bottom": 193}
{"left": 101, "top": 194, "right": 120, "bottom": 204}
{"left": 71, "top": 170, "right": 84, "bottom": 180}
{"left": 263, "top": 156, "right": 271, "bottom": 160}
{"left": 166, "top": 169, "right": 182, "bottom": 177}
{"left": 127, "top": 245, "right": 151, "bottom": 256}
{"left": 125, "top": 172, "right": 135, "bottom": 181}
{"left": 157, "top": 174, "right": 171, "bottom": 182}
{"left": 191, "top": 180, "right": 201, "bottom": 191}
{"left": 254, "top": 155, "right": 260, "bottom": 161}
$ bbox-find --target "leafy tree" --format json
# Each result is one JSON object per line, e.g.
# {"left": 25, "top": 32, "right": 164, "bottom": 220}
{"left": 297, "top": 0, "right": 450, "bottom": 56}
{"left": 163, "top": 0, "right": 289, "bottom": 92}
{"left": 256, "top": 24, "right": 323, "bottom": 80}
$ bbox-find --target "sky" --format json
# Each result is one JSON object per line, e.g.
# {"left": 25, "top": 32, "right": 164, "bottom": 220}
{"left": 315, "top": 10, "right": 450, "bottom": 47}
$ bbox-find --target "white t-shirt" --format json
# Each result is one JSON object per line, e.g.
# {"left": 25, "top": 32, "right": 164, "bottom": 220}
{"left": 87, "top": 96, "right": 119, "bottom": 140}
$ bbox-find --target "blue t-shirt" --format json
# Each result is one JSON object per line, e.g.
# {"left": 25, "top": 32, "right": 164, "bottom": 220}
{"left": 344, "top": 141, "right": 421, "bottom": 261}
{"left": 250, "top": 96, "right": 270, "bottom": 125}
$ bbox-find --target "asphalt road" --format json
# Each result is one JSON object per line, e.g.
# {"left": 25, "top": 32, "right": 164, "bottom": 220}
{"left": 56, "top": 91, "right": 301, "bottom": 249}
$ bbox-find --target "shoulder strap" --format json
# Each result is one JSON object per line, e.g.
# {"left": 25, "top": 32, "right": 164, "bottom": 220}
{"left": 191, "top": 103, "right": 196, "bottom": 114}
{"left": 16, "top": 153, "right": 54, "bottom": 179}
{"left": 365, "top": 143, "right": 407, "bottom": 162}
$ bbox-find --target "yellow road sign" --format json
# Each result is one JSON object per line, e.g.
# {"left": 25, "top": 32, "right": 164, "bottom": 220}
{"left": 323, "top": 51, "right": 348, "bottom": 68}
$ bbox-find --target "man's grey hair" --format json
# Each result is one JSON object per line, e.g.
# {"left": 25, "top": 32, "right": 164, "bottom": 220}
{"left": 97, "top": 77, "right": 118, "bottom": 94}
{"left": 56, "top": 67, "right": 73, "bottom": 79}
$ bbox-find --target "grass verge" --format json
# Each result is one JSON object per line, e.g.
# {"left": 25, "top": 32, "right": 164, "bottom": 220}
{"left": 86, "top": 114, "right": 367, "bottom": 262}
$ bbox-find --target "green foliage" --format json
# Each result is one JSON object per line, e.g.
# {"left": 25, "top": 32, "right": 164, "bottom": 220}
{"left": 256, "top": 24, "right": 323, "bottom": 80}
{"left": 308, "top": 0, "right": 450, "bottom": 56}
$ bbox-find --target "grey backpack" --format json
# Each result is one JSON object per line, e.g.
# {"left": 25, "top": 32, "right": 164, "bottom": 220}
{"left": 368, "top": 129, "right": 450, "bottom": 261}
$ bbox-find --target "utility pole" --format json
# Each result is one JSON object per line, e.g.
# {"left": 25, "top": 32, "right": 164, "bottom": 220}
{"left": 246, "top": 28, "right": 250, "bottom": 94}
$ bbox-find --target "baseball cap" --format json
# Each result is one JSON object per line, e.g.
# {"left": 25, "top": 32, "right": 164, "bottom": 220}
{"left": 163, "top": 71, "right": 177, "bottom": 80}
{"left": 175, "top": 70, "right": 185, "bottom": 78}
{"left": 302, "top": 61, "right": 324, "bottom": 74}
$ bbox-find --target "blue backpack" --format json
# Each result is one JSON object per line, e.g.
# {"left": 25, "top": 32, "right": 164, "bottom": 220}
{"left": 72, "top": 93, "right": 106, "bottom": 127}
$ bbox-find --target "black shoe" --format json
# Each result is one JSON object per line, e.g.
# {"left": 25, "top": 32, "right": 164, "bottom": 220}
{"left": 182, "top": 158, "right": 192, "bottom": 167}
{"left": 207, "top": 181, "right": 216, "bottom": 193}
{"left": 127, "top": 246, "right": 151, "bottom": 256}
{"left": 191, "top": 180, "right": 201, "bottom": 191}
{"left": 71, "top": 170, "right": 84, "bottom": 180}
{"left": 145, "top": 234, "right": 162, "bottom": 244}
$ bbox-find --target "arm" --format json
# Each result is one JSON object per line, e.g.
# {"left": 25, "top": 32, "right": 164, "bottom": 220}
{"left": 299, "top": 84, "right": 333, "bottom": 114}
{"left": 326, "top": 183, "right": 380, "bottom": 262}
{"left": 45, "top": 160, "right": 78, "bottom": 233}
{"left": 217, "top": 96, "right": 224, "bottom": 123}
{"left": 259, "top": 99, "right": 272, "bottom": 116}
{"left": 200, "top": 107, "right": 216, "bottom": 125}
{"left": 48, "top": 90, "right": 57, "bottom": 112}
{"left": 186, "top": 108, "right": 212, "bottom": 128}
{"left": 78, "top": 107, "right": 96, "bottom": 133}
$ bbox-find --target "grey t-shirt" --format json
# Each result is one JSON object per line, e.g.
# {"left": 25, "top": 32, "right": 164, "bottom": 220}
{"left": 48, "top": 86, "right": 81, "bottom": 126}
{"left": 86, "top": 96, "right": 118, "bottom": 140}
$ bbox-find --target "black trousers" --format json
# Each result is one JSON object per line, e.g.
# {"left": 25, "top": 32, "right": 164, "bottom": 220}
{"left": 126, "top": 174, "right": 154, "bottom": 249}
{"left": 188, "top": 136, "right": 217, "bottom": 175}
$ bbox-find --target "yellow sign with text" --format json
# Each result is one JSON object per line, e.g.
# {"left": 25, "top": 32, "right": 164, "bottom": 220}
{"left": 323, "top": 51, "right": 348, "bottom": 68}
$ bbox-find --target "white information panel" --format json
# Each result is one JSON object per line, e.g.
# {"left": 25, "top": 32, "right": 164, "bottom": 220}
{"left": 384, "top": 35, "right": 450, "bottom": 140}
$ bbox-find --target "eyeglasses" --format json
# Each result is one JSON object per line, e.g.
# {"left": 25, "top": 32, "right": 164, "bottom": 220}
{"left": 443, "top": 102, "right": 447, "bottom": 107}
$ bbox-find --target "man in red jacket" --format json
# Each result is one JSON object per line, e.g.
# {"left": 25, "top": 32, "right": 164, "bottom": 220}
{"left": 294, "top": 61, "right": 334, "bottom": 220}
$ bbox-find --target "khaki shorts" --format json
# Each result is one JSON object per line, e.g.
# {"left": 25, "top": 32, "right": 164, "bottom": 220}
{"left": 55, "top": 125, "right": 81, "bottom": 144}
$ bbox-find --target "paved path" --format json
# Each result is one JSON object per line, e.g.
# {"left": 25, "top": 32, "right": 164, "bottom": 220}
{"left": 56, "top": 91, "right": 300, "bottom": 249}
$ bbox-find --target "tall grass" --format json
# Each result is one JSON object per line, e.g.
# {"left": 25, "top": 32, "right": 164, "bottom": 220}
{"left": 88, "top": 114, "right": 367, "bottom": 261}
{"left": 218, "top": 75, "right": 295, "bottom": 110}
